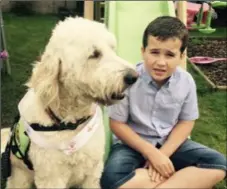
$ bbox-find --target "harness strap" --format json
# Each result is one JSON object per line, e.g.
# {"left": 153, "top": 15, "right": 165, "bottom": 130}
{"left": 1, "top": 114, "right": 33, "bottom": 184}
{"left": 1, "top": 115, "right": 20, "bottom": 179}
{"left": 1, "top": 136, "right": 13, "bottom": 179}
{"left": 11, "top": 132, "right": 33, "bottom": 170}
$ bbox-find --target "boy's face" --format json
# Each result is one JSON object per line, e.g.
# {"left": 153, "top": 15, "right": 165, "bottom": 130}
{"left": 141, "top": 36, "right": 184, "bottom": 86}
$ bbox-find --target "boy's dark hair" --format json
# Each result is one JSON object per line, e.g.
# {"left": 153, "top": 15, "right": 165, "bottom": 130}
{"left": 142, "top": 16, "right": 188, "bottom": 53}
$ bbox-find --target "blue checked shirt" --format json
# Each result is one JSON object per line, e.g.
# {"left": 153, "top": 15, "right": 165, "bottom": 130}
{"left": 107, "top": 62, "right": 199, "bottom": 146}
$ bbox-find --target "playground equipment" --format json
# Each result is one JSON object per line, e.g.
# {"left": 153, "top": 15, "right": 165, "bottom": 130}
{"left": 84, "top": 1, "right": 94, "bottom": 20}
{"left": 0, "top": 50, "right": 8, "bottom": 59}
{"left": 185, "top": 2, "right": 209, "bottom": 29}
{"left": 105, "top": 1, "right": 176, "bottom": 67}
{"left": 190, "top": 56, "right": 227, "bottom": 64}
{"left": 211, "top": 1, "right": 227, "bottom": 27}
{"left": 178, "top": 1, "right": 217, "bottom": 34}
{"left": 197, "top": 2, "right": 216, "bottom": 34}
{"left": 211, "top": 1, "right": 227, "bottom": 8}
{"left": 0, "top": 5, "right": 11, "bottom": 75}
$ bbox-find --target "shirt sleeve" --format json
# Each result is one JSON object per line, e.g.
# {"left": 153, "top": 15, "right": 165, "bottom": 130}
{"left": 179, "top": 76, "right": 199, "bottom": 121}
{"left": 107, "top": 89, "right": 129, "bottom": 123}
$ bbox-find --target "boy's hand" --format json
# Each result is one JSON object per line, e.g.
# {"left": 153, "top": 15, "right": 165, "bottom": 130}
{"left": 144, "top": 161, "right": 165, "bottom": 182}
{"left": 145, "top": 149, "right": 175, "bottom": 178}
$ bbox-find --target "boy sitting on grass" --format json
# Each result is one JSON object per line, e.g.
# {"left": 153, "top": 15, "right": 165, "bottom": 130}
{"left": 101, "top": 16, "right": 226, "bottom": 189}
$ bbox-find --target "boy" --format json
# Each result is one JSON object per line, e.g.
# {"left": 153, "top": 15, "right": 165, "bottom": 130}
{"left": 100, "top": 16, "right": 226, "bottom": 189}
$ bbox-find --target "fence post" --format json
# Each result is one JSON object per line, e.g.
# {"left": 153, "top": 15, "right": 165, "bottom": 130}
{"left": 84, "top": 1, "right": 94, "bottom": 20}
{"left": 177, "top": 1, "right": 187, "bottom": 70}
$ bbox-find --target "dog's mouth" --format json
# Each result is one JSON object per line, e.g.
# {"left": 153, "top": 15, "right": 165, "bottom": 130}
{"left": 94, "top": 92, "right": 126, "bottom": 106}
{"left": 111, "top": 92, "right": 125, "bottom": 100}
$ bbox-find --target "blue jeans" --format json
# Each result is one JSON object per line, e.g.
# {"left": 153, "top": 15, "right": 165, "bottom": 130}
{"left": 100, "top": 139, "right": 227, "bottom": 189}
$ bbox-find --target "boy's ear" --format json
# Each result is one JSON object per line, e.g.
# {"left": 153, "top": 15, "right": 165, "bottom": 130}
{"left": 141, "top": 47, "right": 147, "bottom": 61}
{"left": 180, "top": 50, "right": 186, "bottom": 59}
{"left": 141, "top": 47, "right": 146, "bottom": 59}
{"left": 178, "top": 51, "right": 187, "bottom": 67}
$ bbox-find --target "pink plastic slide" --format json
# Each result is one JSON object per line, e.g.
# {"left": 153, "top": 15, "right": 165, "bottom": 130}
{"left": 189, "top": 56, "right": 227, "bottom": 64}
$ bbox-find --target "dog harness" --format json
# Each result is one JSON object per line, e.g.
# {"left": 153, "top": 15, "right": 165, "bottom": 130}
{"left": 1, "top": 115, "right": 33, "bottom": 182}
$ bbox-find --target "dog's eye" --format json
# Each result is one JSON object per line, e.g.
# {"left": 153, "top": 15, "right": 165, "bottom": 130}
{"left": 89, "top": 50, "right": 101, "bottom": 59}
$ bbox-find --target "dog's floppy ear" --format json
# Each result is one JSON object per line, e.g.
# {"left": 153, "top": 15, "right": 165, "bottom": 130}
{"left": 26, "top": 55, "right": 61, "bottom": 109}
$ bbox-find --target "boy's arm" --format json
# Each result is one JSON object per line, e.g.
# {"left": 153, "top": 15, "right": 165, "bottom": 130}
{"left": 110, "top": 119, "right": 158, "bottom": 157}
{"left": 107, "top": 90, "right": 158, "bottom": 157}
{"left": 160, "top": 120, "right": 195, "bottom": 157}
{"left": 160, "top": 76, "right": 199, "bottom": 157}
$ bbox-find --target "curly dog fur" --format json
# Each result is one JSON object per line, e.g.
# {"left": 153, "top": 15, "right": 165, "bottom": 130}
{"left": 1, "top": 17, "right": 137, "bottom": 188}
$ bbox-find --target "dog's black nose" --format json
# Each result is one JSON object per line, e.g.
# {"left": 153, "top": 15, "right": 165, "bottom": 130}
{"left": 124, "top": 72, "right": 138, "bottom": 85}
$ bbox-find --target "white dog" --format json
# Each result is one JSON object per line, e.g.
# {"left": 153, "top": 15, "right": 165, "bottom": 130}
{"left": 1, "top": 17, "right": 138, "bottom": 189}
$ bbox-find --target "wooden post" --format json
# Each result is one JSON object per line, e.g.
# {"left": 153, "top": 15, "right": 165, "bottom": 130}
{"left": 177, "top": 1, "right": 187, "bottom": 70}
{"left": 84, "top": 0, "right": 94, "bottom": 20}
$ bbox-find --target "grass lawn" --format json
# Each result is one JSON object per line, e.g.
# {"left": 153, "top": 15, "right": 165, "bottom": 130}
{"left": 1, "top": 14, "right": 226, "bottom": 189}
{"left": 1, "top": 14, "right": 59, "bottom": 127}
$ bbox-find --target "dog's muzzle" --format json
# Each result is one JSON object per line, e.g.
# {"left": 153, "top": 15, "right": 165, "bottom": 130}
{"left": 94, "top": 69, "right": 138, "bottom": 105}
{"left": 109, "top": 69, "right": 138, "bottom": 102}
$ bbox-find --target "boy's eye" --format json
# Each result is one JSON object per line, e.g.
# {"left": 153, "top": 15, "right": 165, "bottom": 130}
{"left": 166, "top": 53, "right": 175, "bottom": 57}
{"left": 150, "top": 51, "right": 159, "bottom": 54}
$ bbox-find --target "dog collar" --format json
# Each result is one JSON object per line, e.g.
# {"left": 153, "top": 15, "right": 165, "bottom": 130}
{"left": 21, "top": 105, "right": 101, "bottom": 155}
{"left": 28, "top": 107, "right": 91, "bottom": 131}
{"left": 29, "top": 116, "right": 91, "bottom": 132}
